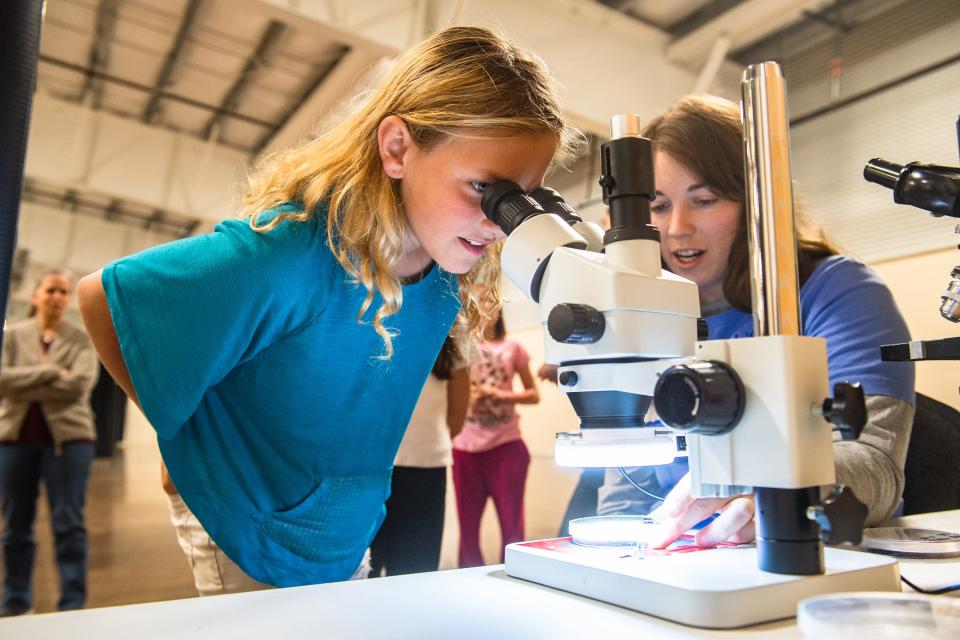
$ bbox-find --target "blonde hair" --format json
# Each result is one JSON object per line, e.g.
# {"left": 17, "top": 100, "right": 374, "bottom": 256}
{"left": 242, "top": 26, "right": 581, "bottom": 357}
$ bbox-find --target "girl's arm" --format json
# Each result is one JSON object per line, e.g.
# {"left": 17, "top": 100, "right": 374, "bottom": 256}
{"left": 446, "top": 367, "right": 470, "bottom": 438}
{"left": 77, "top": 271, "right": 139, "bottom": 405}
{"left": 78, "top": 273, "right": 179, "bottom": 495}
{"left": 489, "top": 362, "right": 539, "bottom": 405}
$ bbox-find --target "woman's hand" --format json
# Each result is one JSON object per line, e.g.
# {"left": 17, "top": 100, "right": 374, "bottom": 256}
{"left": 647, "top": 473, "right": 756, "bottom": 549}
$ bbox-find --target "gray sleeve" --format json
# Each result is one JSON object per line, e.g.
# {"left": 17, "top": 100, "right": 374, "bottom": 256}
{"left": 11, "top": 343, "right": 100, "bottom": 403}
{"left": 833, "top": 394, "right": 914, "bottom": 525}
{"left": 596, "top": 466, "right": 665, "bottom": 516}
{"left": 0, "top": 364, "right": 60, "bottom": 394}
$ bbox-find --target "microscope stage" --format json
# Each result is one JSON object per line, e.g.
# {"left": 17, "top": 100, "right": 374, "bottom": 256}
{"left": 504, "top": 537, "right": 900, "bottom": 629}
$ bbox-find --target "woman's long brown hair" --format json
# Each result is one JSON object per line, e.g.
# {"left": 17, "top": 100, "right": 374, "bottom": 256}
{"left": 642, "top": 95, "right": 836, "bottom": 312}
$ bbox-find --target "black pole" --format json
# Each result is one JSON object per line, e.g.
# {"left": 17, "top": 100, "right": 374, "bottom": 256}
{"left": 755, "top": 487, "right": 824, "bottom": 575}
{"left": 0, "top": 0, "right": 43, "bottom": 352}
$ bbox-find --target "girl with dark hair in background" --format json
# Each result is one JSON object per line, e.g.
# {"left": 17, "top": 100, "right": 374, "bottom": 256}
{"left": 452, "top": 311, "right": 539, "bottom": 567}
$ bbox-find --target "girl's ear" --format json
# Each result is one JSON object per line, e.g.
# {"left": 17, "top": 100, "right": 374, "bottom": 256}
{"left": 378, "top": 115, "right": 414, "bottom": 180}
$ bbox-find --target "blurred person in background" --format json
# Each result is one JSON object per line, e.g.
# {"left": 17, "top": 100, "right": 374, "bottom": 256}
{"left": 453, "top": 311, "right": 539, "bottom": 567}
{"left": 0, "top": 271, "right": 99, "bottom": 616}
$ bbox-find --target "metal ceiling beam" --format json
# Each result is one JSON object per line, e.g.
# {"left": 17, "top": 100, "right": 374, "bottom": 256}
{"left": 200, "top": 19, "right": 287, "bottom": 140}
{"left": 146, "top": 209, "right": 164, "bottom": 231}
{"left": 595, "top": 0, "right": 637, "bottom": 10}
{"left": 40, "top": 55, "right": 276, "bottom": 131}
{"left": 802, "top": 1, "right": 855, "bottom": 33}
{"left": 253, "top": 47, "right": 388, "bottom": 160}
{"left": 252, "top": 43, "right": 351, "bottom": 154}
{"left": 666, "top": 0, "right": 832, "bottom": 66}
{"left": 79, "top": 0, "right": 121, "bottom": 108}
{"left": 21, "top": 180, "right": 200, "bottom": 238}
{"left": 669, "top": 0, "right": 748, "bottom": 38}
{"left": 142, "top": 0, "right": 204, "bottom": 124}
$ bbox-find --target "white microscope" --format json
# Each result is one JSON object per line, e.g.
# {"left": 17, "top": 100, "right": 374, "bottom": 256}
{"left": 485, "top": 62, "right": 901, "bottom": 629}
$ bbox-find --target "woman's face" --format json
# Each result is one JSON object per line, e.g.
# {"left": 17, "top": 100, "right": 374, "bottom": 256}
{"left": 650, "top": 152, "right": 742, "bottom": 305}
{"left": 378, "top": 117, "right": 557, "bottom": 276}
{"left": 31, "top": 274, "right": 71, "bottom": 320}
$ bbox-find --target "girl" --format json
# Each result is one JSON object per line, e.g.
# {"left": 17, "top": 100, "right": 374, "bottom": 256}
{"left": 76, "top": 26, "right": 580, "bottom": 590}
{"left": 452, "top": 311, "right": 539, "bottom": 567}
{"left": 597, "top": 95, "right": 915, "bottom": 549}
{"left": 0, "top": 271, "right": 98, "bottom": 615}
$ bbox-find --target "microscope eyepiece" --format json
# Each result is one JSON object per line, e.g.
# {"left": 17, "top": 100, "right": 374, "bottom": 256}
{"left": 480, "top": 179, "right": 546, "bottom": 236}
{"left": 863, "top": 158, "right": 960, "bottom": 218}
{"left": 528, "top": 187, "right": 583, "bottom": 225}
{"left": 863, "top": 158, "right": 902, "bottom": 190}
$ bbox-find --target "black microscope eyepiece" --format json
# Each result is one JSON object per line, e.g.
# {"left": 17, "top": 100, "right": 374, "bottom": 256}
{"left": 864, "top": 158, "right": 960, "bottom": 218}
{"left": 863, "top": 158, "right": 902, "bottom": 190}
{"left": 528, "top": 186, "right": 582, "bottom": 225}
{"left": 480, "top": 179, "right": 546, "bottom": 236}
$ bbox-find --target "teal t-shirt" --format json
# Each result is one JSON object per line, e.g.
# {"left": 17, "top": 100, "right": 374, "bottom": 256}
{"left": 102, "top": 204, "right": 461, "bottom": 586}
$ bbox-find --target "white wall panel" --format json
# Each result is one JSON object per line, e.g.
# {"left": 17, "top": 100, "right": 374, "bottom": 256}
{"left": 13, "top": 200, "right": 179, "bottom": 293}
{"left": 25, "top": 93, "right": 248, "bottom": 222}
{"left": 791, "top": 62, "right": 960, "bottom": 262}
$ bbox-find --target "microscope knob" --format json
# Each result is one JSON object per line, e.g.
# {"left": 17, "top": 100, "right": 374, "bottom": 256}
{"left": 653, "top": 361, "right": 745, "bottom": 435}
{"left": 697, "top": 318, "right": 709, "bottom": 341}
{"left": 806, "top": 485, "right": 868, "bottom": 546}
{"left": 821, "top": 382, "right": 866, "bottom": 440}
{"left": 547, "top": 303, "right": 605, "bottom": 344}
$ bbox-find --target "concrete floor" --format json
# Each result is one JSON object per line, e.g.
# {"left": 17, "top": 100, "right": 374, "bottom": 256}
{"left": 8, "top": 403, "right": 580, "bottom": 614}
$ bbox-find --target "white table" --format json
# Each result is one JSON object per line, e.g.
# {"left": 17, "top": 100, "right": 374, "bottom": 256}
{"left": 2, "top": 511, "right": 956, "bottom": 639}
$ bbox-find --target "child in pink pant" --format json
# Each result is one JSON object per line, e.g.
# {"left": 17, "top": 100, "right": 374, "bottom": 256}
{"left": 452, "top": 312, "right": 539, "bottom": 567}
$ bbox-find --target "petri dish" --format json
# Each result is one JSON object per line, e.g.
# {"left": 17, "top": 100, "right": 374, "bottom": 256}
{"left": 568, "top": 515, "right": 660, "bottom": 547}
{"left": 797, "top": 592, "right": 960, "bottom": 640}
{"left": 862, "top": 527, "right": 960, "bottom": 559}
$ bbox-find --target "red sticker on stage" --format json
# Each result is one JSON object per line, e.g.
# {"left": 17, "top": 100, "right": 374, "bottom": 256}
{"left": 517, "top": 537, "right": 582, "bottom": 554}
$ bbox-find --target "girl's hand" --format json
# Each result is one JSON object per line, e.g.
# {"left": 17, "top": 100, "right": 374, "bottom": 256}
{"left": 470, "top": 386, "right": 483, "bottom": 403}
{"left": 536, "top": 363, "right": 559, "bottom": 384}
{"left": 646, "top": 473, "right": 755, "bottom": 549}
{"left": 475, "top": 384, "right": 503, "bottom": 400}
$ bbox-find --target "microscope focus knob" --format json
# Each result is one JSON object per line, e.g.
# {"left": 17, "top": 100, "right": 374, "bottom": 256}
{"left": 547, "top": 304, "right": 605, "bottom": 344}
{"left": 821, "top": 382, "right": 866, "bottom": 440}
{"left": 653, "top": 361, "right": 745, "bottom": 435}
{"left": 806, "top": 485, "right": 868, "bottom": 546}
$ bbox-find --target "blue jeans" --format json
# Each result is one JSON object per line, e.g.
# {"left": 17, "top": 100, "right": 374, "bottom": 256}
{"left": 0, "top": 441, "right": 94, "bottom": 612}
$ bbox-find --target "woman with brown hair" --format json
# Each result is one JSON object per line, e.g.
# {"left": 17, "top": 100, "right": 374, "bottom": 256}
{"left": 597, "top": 95, "right": 915, "bottom": 549}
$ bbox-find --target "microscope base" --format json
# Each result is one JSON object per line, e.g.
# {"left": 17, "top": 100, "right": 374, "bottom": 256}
{"left": 504, "top": 537, "right": 900, "bottom": 629}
